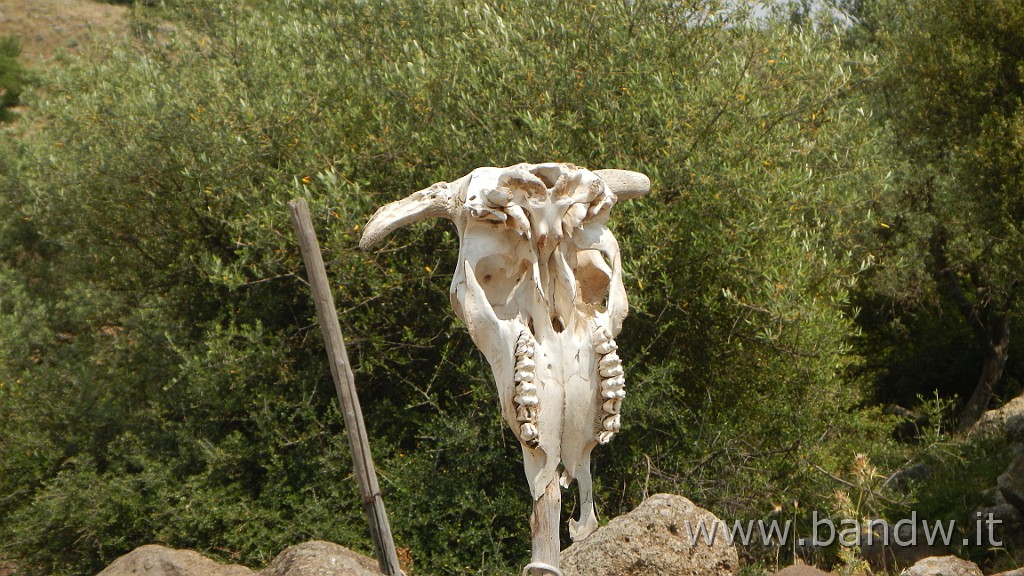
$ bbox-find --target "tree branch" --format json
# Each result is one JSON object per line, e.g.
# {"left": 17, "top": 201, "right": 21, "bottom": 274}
{"left": 929, "top": 227, "right": 992, "bottom": 350}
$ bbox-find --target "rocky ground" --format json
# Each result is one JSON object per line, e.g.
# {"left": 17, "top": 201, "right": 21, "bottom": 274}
{"left": 0, "top": 0, "right": 127, "bottom": 66}
{"left": 94, "top": 494, "right": 738, "bottom": 576}
{"left": 90, "top": 488, "right": 1024, "bottom": 576}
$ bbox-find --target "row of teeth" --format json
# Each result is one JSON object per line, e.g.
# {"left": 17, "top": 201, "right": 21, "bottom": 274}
{"left": 513, "top": 329, "right": 540, "bottom": 447}
{"left": 594, "top": 326, "right": 624, "bottom": 445}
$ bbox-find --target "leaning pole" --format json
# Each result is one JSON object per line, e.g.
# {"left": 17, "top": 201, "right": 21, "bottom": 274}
{"left": 289, "top": 198, "right": 403, "bottom": 576}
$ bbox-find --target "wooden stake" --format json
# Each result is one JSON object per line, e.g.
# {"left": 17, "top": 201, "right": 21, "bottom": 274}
{"left": 289, "top": 198, "right": 403, "bottom": 576}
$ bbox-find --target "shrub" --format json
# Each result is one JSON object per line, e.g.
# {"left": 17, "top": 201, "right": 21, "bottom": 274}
{"left": 1, "top": 1, "right": 898, "bottom": 573}
{"left": 0, "top": 36, "right": 26, "bottom": 122}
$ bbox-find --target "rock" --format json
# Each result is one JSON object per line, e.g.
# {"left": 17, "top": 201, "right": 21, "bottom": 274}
{"left": 973, "top": 503, "right": 1023, "bottom": 562}
{"left": 886, "top": 462, "right": 933, "bottom": 491}
{"left": 560, "top": 493, "right": 737, "bottom": 576}
{"left": 772, "top": 565, "right": 832, "bottom": 576}
{"left": 998, "top": 453, "right": 1024, "bottom": 513}
{"left": 96, "top": 544, "right": 254, "bottom": 576}
{"left": 1007, "top": 414, "right": 1024, "bottom": 452}
{"left": 904, "top": 556, "right": 982, "bottom": 576}
{"left": 95, "top": 542, "right": 382, "bottom": 576}
{"left": 974, "top": 396, "right": 1024, "bottom": 437}
{"left": 855, "top": 517, "right": 946, "bottom": 571}
{"left": 975, "top": 503, "right": 1023, "bottom": 535}
{"left": 258, "top": 541, "right": 380, "bottom": 576}
{"left": 992, "top": 569, "right": 1024, "bottom": 576}
{"left": 886, "top": 404, "right": 930, "bottom": 442}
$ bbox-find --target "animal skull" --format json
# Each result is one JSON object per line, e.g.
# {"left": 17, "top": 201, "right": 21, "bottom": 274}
{"left": 361, "top": 163, "right": 648, "bottom": 542}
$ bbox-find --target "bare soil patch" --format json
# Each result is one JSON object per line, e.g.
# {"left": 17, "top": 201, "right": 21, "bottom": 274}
{"left": 0, "top": 0, "right": 128, "bottom": 66}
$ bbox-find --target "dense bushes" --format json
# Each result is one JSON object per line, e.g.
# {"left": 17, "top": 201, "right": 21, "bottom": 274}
{"left": 0, "top": 0, "right": 1019, "bottom": 574}
{"left": 0, "top": 36, "right": 26, "bottom": 122}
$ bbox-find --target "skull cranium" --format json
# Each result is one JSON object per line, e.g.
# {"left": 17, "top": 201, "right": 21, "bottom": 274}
{"left": 361, "top": 163, "right": 648, "bottom": 543}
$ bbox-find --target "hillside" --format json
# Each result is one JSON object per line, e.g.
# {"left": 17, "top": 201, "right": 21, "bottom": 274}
{"left": 0, "top": 0, "right": 127, "bottom": 66}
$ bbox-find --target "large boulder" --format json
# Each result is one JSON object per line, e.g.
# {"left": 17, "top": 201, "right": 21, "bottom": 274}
{"left": 904, "top": 556, "right": 982, "bottom": 576}
{"left": 999, "top": 453, "right": 1024, "bottom": 513}
{"left": 974, "top": 396, "right": 1024, "bottom": 436}
{"left": 258, "top": 541, "right": 380, "bottom": 576}
{"left": 96, "top": 544, "right": 254, "bottom": 576}
{"left": 1008, "top": 414, "right": 1024, "bottom": 456}
{"left": 560, "top": 493, "right": 738, "bottom": 576}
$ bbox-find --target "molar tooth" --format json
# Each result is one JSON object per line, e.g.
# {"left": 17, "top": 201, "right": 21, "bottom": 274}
{"left": 516, "top": 405, "right": 536, "bottom": 422}
{"left": 515, "top": 394, "right": 539, "bottom": 406}
{"left": 600, "top": 365, "right": 624, "bottom": 379}
{"left": 601, "top": 388, "right": 626, "bottom": 399}
{"left": 595, "top": 341, "right": 618, "bottom": 355}
{"left": 520, "top": 423, "right": 538, "bottom": 441}
{"left": 603, "top": 398, "right": 621, "bottom": 413}
{"left": 598, "top": 352, "right": 620, "bottom": 369}
{"left": 516, "top": 382, "right": 537, "bottom": 395}
{"left": 514, "top": 370, "right": 535, "bottom": 382}
{"left": 515, "top": 358, "right": 536, "bottom": 371}
{"left": 597, "top": 431, "right": 614, "bottom": 445}
{"left": 603, "top": 414, "right": 621, "bottom": 432}
{"left": 602, "top": 376, "right": 625, "bottom": 389}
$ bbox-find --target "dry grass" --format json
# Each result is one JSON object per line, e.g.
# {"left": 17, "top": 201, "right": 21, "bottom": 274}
{"left": 0, "top": 0, "right": 128, "bottom": 67}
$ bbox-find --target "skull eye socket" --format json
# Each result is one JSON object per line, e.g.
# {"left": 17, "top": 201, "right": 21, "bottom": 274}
{"left": 575, "top": 249, "right": 612, "bottom": 310}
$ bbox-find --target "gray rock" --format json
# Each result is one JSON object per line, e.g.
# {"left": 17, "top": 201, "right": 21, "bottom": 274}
{"left": 560, "top": 493, "right": 738, "bottom": 576}
{"left": 973, "top": 503, "right": 1023, "bottom": 561}
{"left": 904, "top": 555, "right": 983, "bottom": 576}
{"left": 998, "top": 453, "right": 1024, "bottom": 513}
{"left": 95, "top": 544, "right": 255, "bottom": 576}
{"left": 975, "top": 503, "right": 1023, "bottom": 533}
{"left": 887, "top": 462, "right": 933, "bottom": 491}
{"left": 859, "top": 518, "right": 945, "bottom": 571}
{"left": 1007, "top": 414, "right": 1024, "bottom": 450}
{"left": 975, "top": 396, "right": 1024, "bottom": 437}
{"left": 95, "top": 542, "right": 383, "bottom": 576}
{"left": 992, "top": 569, "right": 1024, "bottom": 576}
{"left": 258, "top": 541, "right": 380, "bottom": 576}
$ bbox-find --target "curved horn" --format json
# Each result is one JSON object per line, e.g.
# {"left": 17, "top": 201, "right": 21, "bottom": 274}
{"left": 594, "top": 169, "right": 651, "bottom": 201}
{"left": 359, "top": 181, "right": 456, "bottom": 250}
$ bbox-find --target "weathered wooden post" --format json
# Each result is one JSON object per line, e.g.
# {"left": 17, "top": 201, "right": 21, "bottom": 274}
{"left": 359, "top": 164, "right": 648, "bottom": 575}
{"left": 289, "top": 198, "right": 403, "bottom": 576}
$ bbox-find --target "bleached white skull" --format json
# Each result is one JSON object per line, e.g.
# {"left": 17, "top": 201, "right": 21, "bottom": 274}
{"left": 360, "top": 163, "right": 648, "bottom": 543}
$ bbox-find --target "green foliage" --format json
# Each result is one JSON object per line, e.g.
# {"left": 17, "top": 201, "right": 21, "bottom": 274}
{"left": 896, "top": 397, "right": 1012, "bottom": 566}
{"left": 0, "top": 1, "right": 912, "bottom": 574}
{"left": 0, "top": 35, "right": 26, "bottom": 122}
{"left": 853, "top": 0, "right": 1024, "bottom": 421}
